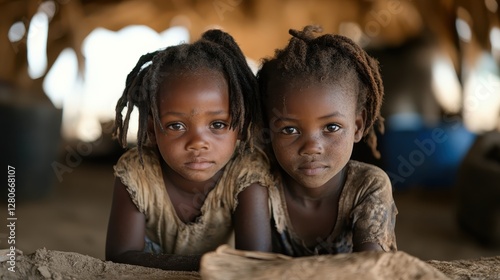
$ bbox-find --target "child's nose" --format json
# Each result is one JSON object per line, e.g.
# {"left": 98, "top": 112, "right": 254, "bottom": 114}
{"left": 299, "top": 134, "right": 323, "bottom": 155}
{"left": 186, "top": 129, "right": 209, "bottom": 151}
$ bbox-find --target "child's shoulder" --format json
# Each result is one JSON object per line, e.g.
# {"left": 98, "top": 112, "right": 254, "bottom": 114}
{"left": 116, "top": 146, "right": 140, "bottom": 164}
{"left": 347, "top": 160, "right": 386, "bottom": 174}
{"left": 116, "top": 146, "right": 157, "bottom": 165}
{"left": 346, "top": 160, "right": 391, "bottom": 189}
{"left": 221, "top": 146, "right": 274, "bottom": 188}
{"left": 114, "top": 146, "right": 160, "bottom": 178}
{"left": 228, "top": 146, "right": 270, "bottom": 170}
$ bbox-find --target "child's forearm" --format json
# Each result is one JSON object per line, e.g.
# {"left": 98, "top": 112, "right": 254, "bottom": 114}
{"left": 353, "top": 242, "right": 384, "bottom": 252}
{"left": 110, "top": 250, "right": 202, "bottom": 271}
{"left": 234, "top": 183, "right": 272, "bottom": 252}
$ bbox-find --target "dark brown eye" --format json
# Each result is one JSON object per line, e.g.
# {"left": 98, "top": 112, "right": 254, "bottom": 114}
{"left": 324, "top": 124, "right": 340, "bottom": 132}
{"left": 281, "top": 127, "right": 299, "bottom": 135}
{"left": 167, "top": 123, "right": 185, "bottom": 131}
{"left": 210, "top": 121, "right": 227, "bottom": 130}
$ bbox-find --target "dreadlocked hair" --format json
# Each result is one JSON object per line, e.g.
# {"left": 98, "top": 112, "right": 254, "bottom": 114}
{"left": 257, "top": 25, "right": 385, "bottom": 158}
{"left": 113, "top": 29, "right": 259, "bottom": 165}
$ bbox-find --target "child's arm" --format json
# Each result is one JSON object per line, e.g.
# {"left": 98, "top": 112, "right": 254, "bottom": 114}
{"left": 353, "top": 242, "right": 384, "bottom": 252}
{"left": 105, "top": 178, "right": 201, "bottom": 271}
{"left": 351, "top": 168, "right": 398, "bottom": 253}
{"left": 233, "top": 183, "right": 272, "bottom": 252}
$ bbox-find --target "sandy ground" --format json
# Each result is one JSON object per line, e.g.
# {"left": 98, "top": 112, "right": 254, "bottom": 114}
{"left": 0, "top": 245, "right": 499, "bottom": 279}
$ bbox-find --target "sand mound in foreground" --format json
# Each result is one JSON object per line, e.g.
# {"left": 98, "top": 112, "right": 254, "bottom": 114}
{"left": 0, "top": 248, "right": 200, "bottom": 280}
{"left": 1, "top": 246, "right": 499, "bottom": 280}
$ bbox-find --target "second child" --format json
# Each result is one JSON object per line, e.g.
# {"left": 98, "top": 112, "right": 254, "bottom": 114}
{"left": 257, "top": 25, "right": 398, "bottom": 256}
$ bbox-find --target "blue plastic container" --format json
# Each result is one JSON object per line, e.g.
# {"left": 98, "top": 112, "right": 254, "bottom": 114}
{"left": 379, "top": 114, "right": 476, "bottom": 190}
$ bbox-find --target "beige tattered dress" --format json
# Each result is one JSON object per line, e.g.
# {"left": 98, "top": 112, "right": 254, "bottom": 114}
{"left": 269, "top": 160, "right": 398, "bottom": 256}
{"left": 113, "top": 146, "right": 274, "bottom": 255}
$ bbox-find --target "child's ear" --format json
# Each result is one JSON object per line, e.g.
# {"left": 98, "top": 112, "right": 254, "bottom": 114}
{"left": 354, "top": 109, "right": 366, "bottom": 143}
{"left": 148, "top": 116, "right": 157, "bottom": 146}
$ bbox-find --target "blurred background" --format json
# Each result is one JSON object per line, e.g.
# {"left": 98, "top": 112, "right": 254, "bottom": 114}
{"left": 0, "top": 0, "right": 499, "bottom": 262}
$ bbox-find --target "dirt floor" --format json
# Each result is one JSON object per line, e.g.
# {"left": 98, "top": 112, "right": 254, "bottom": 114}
{"left": 1, "top": 147, "right": 499, "bottom": 275}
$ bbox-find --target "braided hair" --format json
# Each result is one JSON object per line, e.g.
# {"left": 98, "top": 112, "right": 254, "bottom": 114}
{"left": 113, "top": 29, "right": 259, "bottom": 164}
{"left": 257, "top": 25, "right": 385, "bottom": 158}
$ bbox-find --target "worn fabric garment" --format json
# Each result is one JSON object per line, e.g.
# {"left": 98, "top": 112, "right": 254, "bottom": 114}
{"left": 113, "top": 146, "right": 274, "bottom": 255}
{"left": 269, "top": 160, "right": 398, "bottom": 257}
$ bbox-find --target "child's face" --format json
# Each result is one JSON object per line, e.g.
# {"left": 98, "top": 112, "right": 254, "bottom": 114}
{"left": 266, "top": 83, "right": 365, "bottom": 189}
{"left": 152, "top": 69, "right": 238, "bottom": 183}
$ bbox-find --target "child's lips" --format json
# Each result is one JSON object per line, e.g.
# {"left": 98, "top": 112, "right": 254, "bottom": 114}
{"left": 185, "top": 158, "right": 214, "bottom": 170}
{"left": 298, "top": 162, "right": 328, "bottom": 176}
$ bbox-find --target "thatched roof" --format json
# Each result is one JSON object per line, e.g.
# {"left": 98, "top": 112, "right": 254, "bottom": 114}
{"left": 1, "top": 0, "right": 498, "bottom": 91}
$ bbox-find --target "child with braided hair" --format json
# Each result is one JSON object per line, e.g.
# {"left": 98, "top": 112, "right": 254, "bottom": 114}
{"left": 257, "top": 25, "right": 398, "bottom": 256}
{"left": 105, "top": 29, "right": 273, "bottom": 271}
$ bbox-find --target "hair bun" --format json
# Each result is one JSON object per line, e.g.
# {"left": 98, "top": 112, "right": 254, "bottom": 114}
{"left": 289, "top": 25, "right": 323, "bottom": 41}
{"left": 201, "top": 29, "right": 248, "bottom": 64}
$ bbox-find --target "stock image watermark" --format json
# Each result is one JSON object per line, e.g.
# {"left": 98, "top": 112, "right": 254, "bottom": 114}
{"left": 385, "top": 69, "right": 500, "bottom": 187}
{"left": 6, "top": 165, "right": 17, "bottom": 272}
{"left": 213, "top": 0, "right": 243, "bottom": 20}
{"left": 339, "top": 0, "right": 414, "bottom": 47}
{"left": 51, "top": 122, "right": 114, "bottom": 182}
{"left": 386, "top": 126, "right": 449, "bottom": 186}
